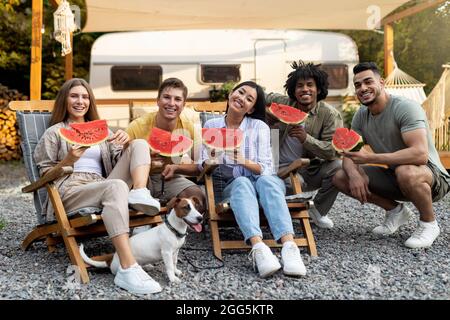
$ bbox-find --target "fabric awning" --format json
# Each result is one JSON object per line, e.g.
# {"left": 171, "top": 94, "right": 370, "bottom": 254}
{"left": 83, "top": 0, "right": 410, "bottom": 32}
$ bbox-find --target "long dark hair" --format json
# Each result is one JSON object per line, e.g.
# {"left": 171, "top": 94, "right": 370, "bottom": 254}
{"left": 226, "top": 81, "right": 266, "bottom": 121}
{"left": 284, "top": 60, "right": 329, "bottom": 102}
{"left": 50, "top": 78, "right": 100, "bottom": 126}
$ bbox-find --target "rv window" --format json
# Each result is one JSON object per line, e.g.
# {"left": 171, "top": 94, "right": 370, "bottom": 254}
{"left": 111, "top": 66, "right": 162, "bottom": 91}
{"left": 201, "top": 65, "right": 241, "bottom": 83}
{"left": 320, "top": 64, "right": 348, "bottom": 89}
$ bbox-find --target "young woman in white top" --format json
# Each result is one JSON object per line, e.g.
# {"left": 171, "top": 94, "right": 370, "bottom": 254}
{"left": 34, "top": 78, "right": 161, "bottom": 295}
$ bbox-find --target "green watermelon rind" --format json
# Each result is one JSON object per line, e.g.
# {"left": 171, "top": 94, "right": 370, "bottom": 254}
{"left": 148, "top": 128, "right": 193, "bottom": 157}
{"left": 58, "top": 120, "right": 109, "bottom": 147}
{"left": 332, "top": 128, "right": 364, "bottom": 153}
{"left": 268, "top": 103, "right": 308, "bottom": 125}
{"left": 201, "top": 128, "right": 244, "bottom": 151}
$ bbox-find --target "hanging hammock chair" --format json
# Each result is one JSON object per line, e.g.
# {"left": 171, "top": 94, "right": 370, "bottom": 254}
{"left": 384, "top": 61, "right": 427, "bottom": 104}
{"left": 53, "top": 0, "right": 77, "bottom": 56}
{"left": 421, "top": 64, "right": 450, "bottom": 150}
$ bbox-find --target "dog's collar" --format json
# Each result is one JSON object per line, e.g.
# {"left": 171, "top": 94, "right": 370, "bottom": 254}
{"left": 165, "top": 214, "right": 187, "bottom": 239}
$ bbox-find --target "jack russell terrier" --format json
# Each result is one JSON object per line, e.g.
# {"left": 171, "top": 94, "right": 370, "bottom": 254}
{"left": 79, "top": 196, "right": 203, "bottom": 283}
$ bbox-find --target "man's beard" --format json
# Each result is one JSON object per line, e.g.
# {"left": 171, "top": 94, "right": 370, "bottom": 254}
{"left": 359, "top": 89, "right": 379, "bottom": 106}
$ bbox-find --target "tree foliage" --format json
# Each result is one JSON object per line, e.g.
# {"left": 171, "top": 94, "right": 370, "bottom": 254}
{"left": 0, "top": 0, "right": 101, "bottom": 98}
{"left": 340, "top": 1, "right": 450, "bottom": 94}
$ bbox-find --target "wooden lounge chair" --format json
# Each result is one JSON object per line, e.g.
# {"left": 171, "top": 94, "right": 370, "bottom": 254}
{"left": 9, "top": 100, "right": 165, "bottom": 284}
{"left": 195, "top": 109, "right": 318, "bottom": 260}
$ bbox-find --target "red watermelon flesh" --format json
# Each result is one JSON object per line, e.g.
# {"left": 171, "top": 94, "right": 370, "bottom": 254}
{"left": 332, "top": 128, "right": 364, "bottom": 152}
{"left": 148, "top": 127, "right": 193, "bottom": 157}
{"left": 268, "top": 103, "right": 308, "bottom": 125}
{"left": 202, "top": 128, "right": 244, "bottom": 151}
{"left": 59, "top": 119, "right": 109, "bottom": 146}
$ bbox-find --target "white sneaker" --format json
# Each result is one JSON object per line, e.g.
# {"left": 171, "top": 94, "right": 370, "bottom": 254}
{"left": 114, "top": 263, "right": 162, "bottom": 295}
{"left": 404, "top": 220, "right": 440, "bottom": 249}
{"left": 128, "top": 188, "right": 161, "bottom": 216}
{"left": 372, "top": 204, "right": 414, "bottom": 236}
{"left": 249, "top": 242, "right": 281, "bottom": 278}
{"left": 309, "top": 207, "right": 334, "bottom": 229}
{"left": 281, "top": 241, "right": 306, "bottom": 276}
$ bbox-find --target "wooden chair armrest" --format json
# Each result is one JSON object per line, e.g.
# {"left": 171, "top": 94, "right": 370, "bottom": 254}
{"left": 277, "top": 158, "right": 311, "bottom": 180}
{"left": 197, "top": 160, "right": 219, "bottom": 182}
{"left": 22, "top": 166, "right": 73, "bottom": 193}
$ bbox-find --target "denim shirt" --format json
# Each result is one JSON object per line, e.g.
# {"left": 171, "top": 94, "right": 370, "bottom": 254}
{"left": 200, "top": 116, "right": 274, "bottom": 179}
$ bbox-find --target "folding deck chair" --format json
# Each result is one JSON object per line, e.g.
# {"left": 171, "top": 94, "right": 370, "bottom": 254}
{"left": 9, "top": 100, "right": 165, "bottom": 284}
{"left": 196, "top": 110, "right": 318, "bottom": 260}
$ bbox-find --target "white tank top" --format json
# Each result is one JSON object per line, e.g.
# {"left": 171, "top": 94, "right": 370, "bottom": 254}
{"left": 73, "top": 145, "right": 103, "bottom": 176}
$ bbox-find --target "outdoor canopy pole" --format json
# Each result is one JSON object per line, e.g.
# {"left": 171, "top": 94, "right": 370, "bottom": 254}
{"left": 384, "top": 23, "right": 394, "bottom": 77}
{"left": 30, "top": 0, "right": 43, "bottom": 100}
{"left": 381, "top": 0, "right": 446, "bottom": 77}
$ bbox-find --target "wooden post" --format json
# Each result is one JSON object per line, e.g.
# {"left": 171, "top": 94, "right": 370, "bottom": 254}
{"left": 30, "top": 0, "right": 43, "bottom": 100}
{"left": 384, "top": 23, "right": 394, "bottom": 77}
{"left": 65, "top": 33, "right": 73, "bottom": 80}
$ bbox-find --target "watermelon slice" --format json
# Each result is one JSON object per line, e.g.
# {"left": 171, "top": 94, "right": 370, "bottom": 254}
{"left": 148, "top": 127, "right": 193, "bottom": 157}
{"left": 202, "top": 128, "right": 244, "bottom": 151}
{"left": 268, "top": 103, "right": 308, "bottom": 125}
{"left": 332, "top": 128, "right": 364, "bottom": 152}
{"left": 59, "top": 119, "right": 109, "bottom": 146}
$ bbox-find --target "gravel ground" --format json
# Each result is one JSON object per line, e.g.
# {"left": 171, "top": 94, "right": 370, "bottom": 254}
{"left": 0, "top": 160, "right": 449, "bottom": 300}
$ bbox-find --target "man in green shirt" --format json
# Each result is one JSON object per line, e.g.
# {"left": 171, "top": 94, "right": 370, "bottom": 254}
{"left": 266, "top": 60, "right": 343, "bottom": 229}
{"left": 333, "top": 62, "right": 449, "bottom": 249}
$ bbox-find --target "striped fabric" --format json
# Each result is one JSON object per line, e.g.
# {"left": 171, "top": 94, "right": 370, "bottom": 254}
{"left": 16, "top": 111, "right": 101, "bottom": 225}
{"left": 199, "top": 112, "right": 223, "bottom": 127}
{"left": 198, "top": 112, "right": 228, "bottom": 203}
{"left": 16, "top": 111, "right": 52, "bottom": 224}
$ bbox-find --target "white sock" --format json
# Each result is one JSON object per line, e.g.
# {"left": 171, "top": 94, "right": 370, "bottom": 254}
{"left": 282, "top": 240, "right": 296, "bottom": 248}
{"left": 252, "top": 242, "right": 266, "bottom": 250}
{"left": 387, "top": 204, "right": 402, "bottom": 214}
{"left": 420, "top": 219, "right": 438, "bottom": 226}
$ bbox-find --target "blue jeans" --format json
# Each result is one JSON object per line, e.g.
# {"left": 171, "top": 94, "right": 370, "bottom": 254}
{"left": 222, "top": 175, "right": 294, "bottom": 243}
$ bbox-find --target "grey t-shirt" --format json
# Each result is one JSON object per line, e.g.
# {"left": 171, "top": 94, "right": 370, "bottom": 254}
{"left": 279, "top": 135, "right": 303, "bottom": 167}
{"left": 352, "top": 95, "right": 450, "bottom": 181}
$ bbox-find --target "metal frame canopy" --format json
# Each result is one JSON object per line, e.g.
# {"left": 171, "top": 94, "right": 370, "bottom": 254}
{"left": 83, "top": 0, "right": 409, "bottom": 32}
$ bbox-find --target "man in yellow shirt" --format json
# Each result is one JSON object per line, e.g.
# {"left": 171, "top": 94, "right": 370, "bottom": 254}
{"left": 127, "top": 78, "right": 205, "bottom": 212}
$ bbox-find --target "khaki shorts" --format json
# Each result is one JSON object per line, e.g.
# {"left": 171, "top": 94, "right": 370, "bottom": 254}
{"left": 362, "top": 162, "right": 450, "bottom": 202}
{"left": 149, "top": 174, "right": 197, "bottom": 202}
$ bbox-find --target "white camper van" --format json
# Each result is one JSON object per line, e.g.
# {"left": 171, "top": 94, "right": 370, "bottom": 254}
{"left": 89, "top": 29, "right": 359, "bottom": 126}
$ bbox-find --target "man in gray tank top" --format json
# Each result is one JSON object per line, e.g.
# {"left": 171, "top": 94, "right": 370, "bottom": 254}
{"left": 333, "top": 62, "right": 449, "bottom": 249}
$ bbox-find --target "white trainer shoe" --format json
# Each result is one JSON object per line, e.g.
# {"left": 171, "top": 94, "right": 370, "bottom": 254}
{"left": 281, "top": 241, "right": 306, "bottom": 276}
{"left": 309, "top": 207, "right": 334, "bottom": 229}
{"left": 372, "top": 204, "right": 414, "bottom": 236}
{"left": 404, "top": 220, "right": 440, "bottom": 249}
{"left": 128, "top": 188, "right": 161, "bottom": 216}
{"left": 114, "top": 263, "right": 162, "bottom": 295}
{"left": 249, "top": 242, "right": 281, "bottom": 278}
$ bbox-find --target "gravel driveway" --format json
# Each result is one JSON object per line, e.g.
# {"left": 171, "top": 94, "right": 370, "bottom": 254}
{"left": 0, "top": 161, "right": 449, "bottom": 300}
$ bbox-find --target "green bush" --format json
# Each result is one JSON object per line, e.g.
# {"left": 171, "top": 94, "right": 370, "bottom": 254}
{"left": 0, "top": 218, "right": 5, "bottom": 231}
{"left": 209, "top": 81, "right": 236, "bottom": 102}
{"left": 341, "top": 100, "right": 360, "bottom": 128}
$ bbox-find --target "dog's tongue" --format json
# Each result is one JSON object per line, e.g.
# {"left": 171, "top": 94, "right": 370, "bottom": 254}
{"left": 192, "top": 223, "right": 202, "bottom": 233}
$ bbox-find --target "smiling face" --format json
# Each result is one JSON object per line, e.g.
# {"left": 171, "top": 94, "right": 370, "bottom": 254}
{"left": 157, "top": 87, "right": 185, "bottom": 121}
{"left": 294, "top": 77, "right": 319, "bottom": 111}
{"left": 227, "top": 85, "right": 257, "bottom": 117}
{"left": 66, "top": 85, "right": 90, "bottom": 123}
{"left": 353, "top": 69, "right": 384, "bottom": 106}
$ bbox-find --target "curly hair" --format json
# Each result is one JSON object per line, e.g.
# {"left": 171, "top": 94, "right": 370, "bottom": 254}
{"left": 284, "top": 60, "right": 329, "bottom": 102}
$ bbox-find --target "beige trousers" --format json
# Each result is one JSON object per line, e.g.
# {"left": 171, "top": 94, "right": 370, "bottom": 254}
{"left": 59, "top": 139, "right": 151, "bottom": 238}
